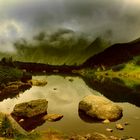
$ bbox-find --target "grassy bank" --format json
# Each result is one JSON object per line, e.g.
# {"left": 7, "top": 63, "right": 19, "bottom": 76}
{"left": 0, "top": 65, "right": 23, "bottom": 85}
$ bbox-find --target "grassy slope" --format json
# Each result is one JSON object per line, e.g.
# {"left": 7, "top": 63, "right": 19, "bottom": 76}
{"left": 94, "top": 60, "right": 140, "bottom": 88}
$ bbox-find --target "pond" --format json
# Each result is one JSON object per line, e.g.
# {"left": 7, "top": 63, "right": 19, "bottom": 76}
{"left": 0, "top": 75, "right": 140, "bottom": 139}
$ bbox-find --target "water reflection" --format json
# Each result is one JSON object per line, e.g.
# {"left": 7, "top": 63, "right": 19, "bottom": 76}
{"left": 78, "top": 110, "right": 102, "bottom": 123}
{"left": 83, "top": 76, "right": 140, "bottom": 107}
{"left": 12, "top": 113, "right": 46, "bottom": 131}
{"left": 0, "top": 75, "right": 140, "bottom": 138}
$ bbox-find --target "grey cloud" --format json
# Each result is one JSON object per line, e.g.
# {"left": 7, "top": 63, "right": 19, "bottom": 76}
{"left": 1, "top": 0, "right": 140, "bottom": 43}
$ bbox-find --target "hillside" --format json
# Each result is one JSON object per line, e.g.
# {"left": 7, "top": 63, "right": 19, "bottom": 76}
{"left": 83, "top": 38, "right": 140, "bottom": 68}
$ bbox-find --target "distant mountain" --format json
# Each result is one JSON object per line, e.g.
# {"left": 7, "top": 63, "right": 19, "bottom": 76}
{"left": 83, "top": 38, "right": 140, "bottom": 67}
{"left": 84, "top": 37, "right": 110, "bottom": 57}
{"left": 11, "top": 34, "right": 110, "bottom": 65}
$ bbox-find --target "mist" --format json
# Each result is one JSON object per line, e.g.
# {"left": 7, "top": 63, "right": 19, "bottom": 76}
{"left": 12, "top": 29, "right": 109, "bottom": 65}
{"left": 0, "top": 0, "right": 140, "bottom": 63}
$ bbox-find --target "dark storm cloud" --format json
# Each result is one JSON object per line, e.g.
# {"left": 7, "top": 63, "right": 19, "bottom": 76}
{"left": 1, "top": 0, "right": 140, "bottom": 43}
{"left": 8, "top": 0, "right": 122, "bottom": 27}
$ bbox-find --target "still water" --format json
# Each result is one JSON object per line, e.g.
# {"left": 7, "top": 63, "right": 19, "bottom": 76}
{"left": 0, "top": 75, "right": 140, "bottom": 139}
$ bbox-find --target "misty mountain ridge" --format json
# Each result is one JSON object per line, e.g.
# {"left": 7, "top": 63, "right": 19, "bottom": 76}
{"left": 0, "top": 29, "right": 110, "bottom": 65}
{"left": 1, "top": 28, "right": 140, "bottom": 67}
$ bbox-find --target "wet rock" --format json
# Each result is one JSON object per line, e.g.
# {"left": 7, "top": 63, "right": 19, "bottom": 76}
{"left": 43, "top": 114, "right": 63, "bottom": 122}
{"left": 106, "top": 128, "right": 113, "bottom": 132}
{"left": 30, "top": 79, "right": 47, "bottom": 86}
{"left": 3, "top": 81, "right": 31, "bottom": 94}
{"left": 0, "top": 112, "right": 28, "bottom": 138}
{"left": 116, "top": 123, "right": 124, "bottom": 130}
{"left": 2, "top": 85, "right": 19, "bottom": 95}
{"left": 79, "top": 95, "right": 123, "bottom": 121}
{"left": 11, "top": 99, "right": 48, "bottom": 118}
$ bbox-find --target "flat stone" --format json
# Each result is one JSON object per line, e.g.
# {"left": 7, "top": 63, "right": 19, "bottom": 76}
{"left": 106, "top": 128, "right": 113, "bottom": 132}
{"left": 31, "top": 80, "right": 47, "bottom": 86}
{"left": 116, "top": 123, "right": 124, "bottom": 130}
{"left": 11, "top": 99, "right": 48, "bottom": 118}
{"left": 43, "top": 114, "right": 63, "bottom": 122}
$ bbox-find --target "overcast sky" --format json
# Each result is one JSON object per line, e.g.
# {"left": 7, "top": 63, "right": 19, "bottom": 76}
{"left": 0, "top": 0, "right": 140, "bottom": 52}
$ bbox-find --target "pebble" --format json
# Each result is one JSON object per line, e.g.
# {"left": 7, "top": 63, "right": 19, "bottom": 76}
{"left": 124, "top": 122, "right": 129, "bottom": 126}
{"left": 43, "top": 114, "right": 63, "bottom": 122}
{"left": 106, "top": 128, "right": 113, "bottom": 132}
{"left": 103, "top": 119, "right": 110, "bottom": 124}
{"left": 19, "top": 119, "right": 24, "bottom": 123}
{"left": 116, "top": 123, "right": 124, "bottom": 130}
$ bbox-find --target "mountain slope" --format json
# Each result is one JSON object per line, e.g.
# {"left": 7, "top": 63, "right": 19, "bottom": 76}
{"left": 83, "top": 38, "right": 140, "bottom": 68}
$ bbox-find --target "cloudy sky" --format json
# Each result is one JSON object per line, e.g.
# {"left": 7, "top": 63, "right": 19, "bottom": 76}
{"left": 0, "top": 0, "right": 140, "bottom": 52}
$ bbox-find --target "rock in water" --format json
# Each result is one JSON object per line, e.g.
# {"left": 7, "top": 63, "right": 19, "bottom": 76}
{"left": 106, "top": 128, "right": 113, "bottom": 132}
{"left": 79, "top": 95, "right": 122, "bottom": 121}
{"left": 12, "top": 99, "right": 48, "bottom": 118}
{"left": 116, "top": 123, "right": 124, "bottom": 130}
{"left": 102, "top": 119, "right": 110, "bottom": 124}
{"left": 43, "top": 114, "right": 63, "bottom": 122}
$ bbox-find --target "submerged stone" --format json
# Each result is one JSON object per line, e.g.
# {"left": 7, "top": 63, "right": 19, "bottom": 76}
{"left": 43, "top": 114, "right": 63, "bottom": 122}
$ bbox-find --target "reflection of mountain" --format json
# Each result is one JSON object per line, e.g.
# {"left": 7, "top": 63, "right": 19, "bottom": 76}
{"left": 83, "top": 76, "right": 140, "bottom": 107}
{"left": 83, "top": 38, "right": 140, "bottom": 67}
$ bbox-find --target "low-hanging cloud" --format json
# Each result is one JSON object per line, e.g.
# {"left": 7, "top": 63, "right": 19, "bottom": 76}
{"left": 1, "top": 0, "right": 140, "bottom": 52}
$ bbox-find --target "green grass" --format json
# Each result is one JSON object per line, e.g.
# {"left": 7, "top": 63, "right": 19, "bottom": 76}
{"left": 0, "top": 65, "right": 23, "bottom": 86}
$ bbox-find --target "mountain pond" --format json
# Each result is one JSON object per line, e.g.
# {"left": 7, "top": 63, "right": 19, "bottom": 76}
{"left": 0, "top": 75, "right": 140, "bottom": 139}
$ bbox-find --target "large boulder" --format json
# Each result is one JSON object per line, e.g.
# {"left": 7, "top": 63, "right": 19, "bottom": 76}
{"left": 11, "top": 99, "right": 48, "bottom": 118}
{"left": 79, "top": 95, "right": 122, "bottom": 121}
